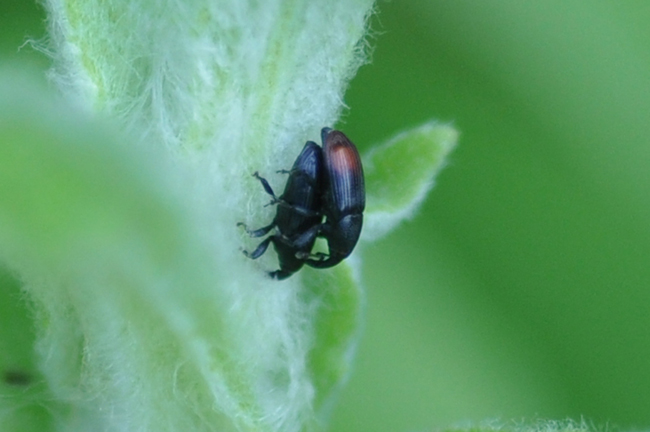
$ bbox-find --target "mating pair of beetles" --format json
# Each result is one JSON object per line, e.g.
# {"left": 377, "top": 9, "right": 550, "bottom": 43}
{"left": 239, "top": 127, "right": 365, "bottom": 280}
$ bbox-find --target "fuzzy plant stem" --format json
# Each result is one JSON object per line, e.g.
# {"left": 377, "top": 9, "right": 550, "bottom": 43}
{"left": 0, "top": 1, "right": 457, "bottom": 432}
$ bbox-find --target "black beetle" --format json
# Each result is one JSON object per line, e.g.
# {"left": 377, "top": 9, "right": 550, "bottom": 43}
{"left": 303, "top": 128, "right": 365, "bottom": 268}
{"left": 238, "top": 140, "right": 324, "bottom": 280}
{"left": 239, "top": 128, "right": 365, "bottom": 279}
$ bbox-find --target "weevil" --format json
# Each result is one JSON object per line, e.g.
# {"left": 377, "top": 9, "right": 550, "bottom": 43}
{"left": 238, "top": 141, "right": 324, "bottom": 280}
{"left": 303, "top": 128, "right": 365, "bottom": 269}
{"left": 239, "top": 128, "right": 365, "bottom": 279}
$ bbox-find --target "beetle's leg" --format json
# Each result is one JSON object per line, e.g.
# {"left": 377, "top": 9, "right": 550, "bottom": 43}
{"left": 296, "top": 251, "right": 329, "bottom": 261}
{"left": 269, "top": 269, "right": 293, "bottom": 280}
{"left": 263, "top": 199, "right": 281, "bottom": 208}
{"left": 242, "top": 237, "right": 295, "bottom": 280}
{"left": 242, "top": 235, "right": 274, "bottom": 259}
{"left": 275, "top": 200, "right": 320, "bottom": 217}
{"left": 251, "top": 172, "right": 281, "bottom": 207}
{"left": 289, "top": 224, "right": 321, "bottom": 251}
{"left": 311, "top": 252, "right": 330, "bottom": 261}
{"left": 314, "top": 221, "right": 333, "bottom": 238}
{"left": 275, "top": 169, "right": 316, "bottom": 185}
{"left": 304, "top": 253, "right": 345, "bottom": 269}
{"left": 252, "top": 172, "right": 277, "bottom": 198}
{"left": 277, "top": 169, "right": 320, "bottom": 190}
{"left": 237, "top": 222, "right": 276, "bottom": 238}
{"left": 298, "top": 222, "right": 344, "bottom": 268}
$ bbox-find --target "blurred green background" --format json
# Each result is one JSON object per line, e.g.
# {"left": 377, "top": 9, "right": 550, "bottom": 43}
{"left": 3, "top": 0, "right": 650, "bottom": 431}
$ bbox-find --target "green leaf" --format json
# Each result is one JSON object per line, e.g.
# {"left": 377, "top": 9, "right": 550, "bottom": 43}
{"left": 443, "top": 419, "right": 592, "bottom": 432}
{"left": 303, "top": 264, "right": 362, "bottom": 423}
{"left": 362, "top": 121, "right": 458, "bottom": 241}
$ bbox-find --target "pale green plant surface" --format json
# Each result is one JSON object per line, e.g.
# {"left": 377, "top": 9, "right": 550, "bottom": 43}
{"left": 0, "top": 1, "right": 457, "bottom": 431}
{"left": 362, "top": 122, "right": 458, "bottom": 241}
{"left": 445, "top": 419, "right": 594, "bottom": 432}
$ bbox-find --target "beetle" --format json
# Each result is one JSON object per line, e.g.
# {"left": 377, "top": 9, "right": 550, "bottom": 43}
{"left": 238, "top": 140, "right": 324, "bottom": 280}
{"left": 302, "top": 127, "right": 365, "bottom": 268}
{"left": 239, "top": 128, "right": 365, "bottom": 279}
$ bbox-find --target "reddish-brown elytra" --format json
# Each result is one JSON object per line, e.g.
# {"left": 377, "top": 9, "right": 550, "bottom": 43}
{"left": 303, "top": 128, "right": 365, "bottom": 269}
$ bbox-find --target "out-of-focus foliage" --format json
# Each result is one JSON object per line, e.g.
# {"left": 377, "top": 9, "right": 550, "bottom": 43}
{"left": 0, "top": 0, "right": 48, "bottom": 70}
{"left": 333, "top": 1, "right": 650, "bottom": 431}
{"left": 4, "top": 0, "right": 650, "bottom": 431}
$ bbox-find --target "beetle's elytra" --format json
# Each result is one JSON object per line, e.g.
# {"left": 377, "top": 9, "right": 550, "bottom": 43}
{"left": 238, "top": 128, "right": 365, "bottom": 279}
{"left": 303, "top": 128, "right": 365, "bottom": 269}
